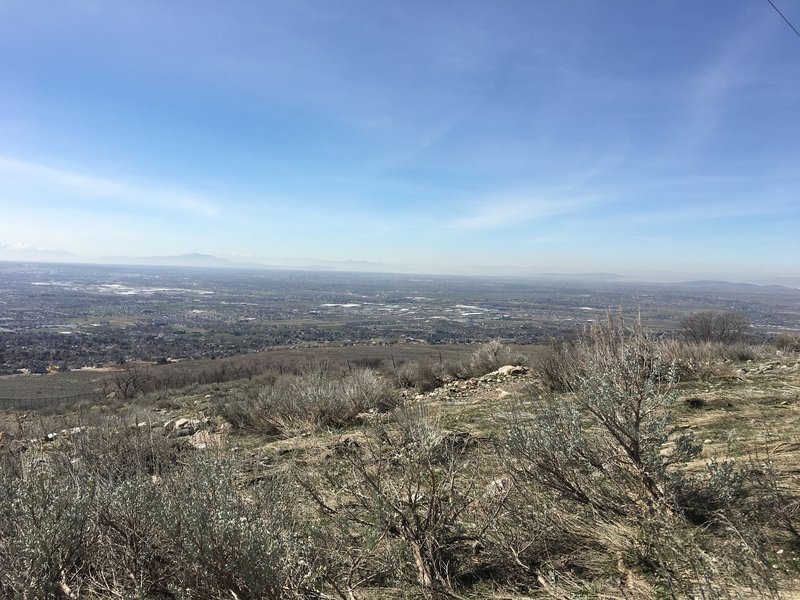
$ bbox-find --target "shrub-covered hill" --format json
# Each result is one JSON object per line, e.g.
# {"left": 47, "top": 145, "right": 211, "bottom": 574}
{"left": 1, "top": 327, "right": 799, "bottom": 599}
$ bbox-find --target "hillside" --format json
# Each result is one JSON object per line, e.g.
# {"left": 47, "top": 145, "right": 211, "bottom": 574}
{"left": 1, "top": 328, "right": 799, "bottom": 598}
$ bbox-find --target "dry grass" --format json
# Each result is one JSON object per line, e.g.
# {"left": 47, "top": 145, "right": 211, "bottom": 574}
{"left": 213, "top": 367, "right": 399, "bottom": 436}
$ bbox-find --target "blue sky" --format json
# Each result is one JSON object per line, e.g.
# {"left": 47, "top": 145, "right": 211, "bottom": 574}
{"left": 1, "top": 1, "right": 798, "bottom": 280}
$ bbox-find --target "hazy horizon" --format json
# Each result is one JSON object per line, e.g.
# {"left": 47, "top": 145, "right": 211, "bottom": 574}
{"left": 3, "top": 245, "right": 800, "bottom": 287}
{"left": 2, "top": 2, "right": 799, "bottom": 280}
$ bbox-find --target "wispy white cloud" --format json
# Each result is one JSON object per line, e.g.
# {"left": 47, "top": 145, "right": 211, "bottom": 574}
{"left": 681, "top": 9, "right": 775, "bottom": 147}
{"left": 0, "top": 155, "right": 219, "bottom": 217}
{"left": 448, "top": 155, "right": 619, "bottom": 231}
{"left": 452, "top": 194, "right": 603, "bottom": 230}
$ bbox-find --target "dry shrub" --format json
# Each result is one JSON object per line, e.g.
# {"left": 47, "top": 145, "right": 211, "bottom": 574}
{"left": 532, "top": 336, "right": 579, "bottom": 392}
{"left": 0, "top": 464, "right": 94, "bottom": 597}
{"left": 0, "top": 422, "right": 325, "bottom": 598}
{"left": 508, "top": 315, "right": 696, "bottom": 515}
{"left": 742, "top": 445, "right": 800, "bottom": 545}
{"left": 501, "top": 314, "right": 778, "bottom": 597}
{"left": 442, "top": 340, "right": 528, "bottom": 382}
{"left": 394, "top": 359, "right": 443, "bottom": 392}
{"left": 657, "top": 339, "right": 769, "bottom": 380}
{"left": 299, "top": 404, "right": 496, "bottom": 598}
{"left": 216, "top": 368, "right": 399, "bottom": 435}
{"left": 391, "top": 341, "right": 526, "bottom": 393}
{"left": 537, "top": 318, "right": 767, "bottom": 386}
{"left": 510, "top": 506, "right": 776, "bottom": 599}
{"left": 465, "top": 339, "right": 525, "bottom": 376}
{"left": 773, "top": 332, "right": 800, "bottom": 352}
{"left": 154, "top": 455, "right": 323, "bottom": 599}
{"left": 350, "top": 357, "right": 384, "bottom": 369}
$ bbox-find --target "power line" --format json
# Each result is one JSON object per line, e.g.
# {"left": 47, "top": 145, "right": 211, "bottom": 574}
{"left": 765, "top": 0, "right": 800, "bottom": 40}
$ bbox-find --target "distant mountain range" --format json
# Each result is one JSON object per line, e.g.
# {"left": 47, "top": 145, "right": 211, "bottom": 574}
{"left": 97, "top": 252, "right": 240, "bottom": 268}
{"left": 0, "top": 245, "right": 389, "bottom": 273}
{"left": 530, "top": 272, "right": 631, "bottom": 282}
{"left": 0, "top": 243, "right": 797, "bottom": 287}
{"left": 0, "top": 244, "right": 80, "bottom": 264}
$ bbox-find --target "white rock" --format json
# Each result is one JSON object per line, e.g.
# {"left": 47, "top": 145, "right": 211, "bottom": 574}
{"left": 496, "top": 365, "right": 526, "bottom": 376}
{"left": 189, "top": 430, "right": 222, "bottom": 450}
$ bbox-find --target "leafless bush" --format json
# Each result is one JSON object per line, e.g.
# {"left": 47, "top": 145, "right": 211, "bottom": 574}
{"left": 680, "top": 311, "right": 751, "bottom": 344}
{"left": 300, "top": 404, "right": 496, "bottom": 598}
{"left": 101, "top": 363, "right": 156, "bottom": 400}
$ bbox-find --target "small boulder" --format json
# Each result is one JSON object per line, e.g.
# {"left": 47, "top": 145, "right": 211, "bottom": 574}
{"left": 166, "top": 417, "right": 202, "bottom": 437}
{"left": 496, "top": 365, "right": 527, "bottom": 376}
{"left": 191, "top": 431, "right": 221, "bottom": 449}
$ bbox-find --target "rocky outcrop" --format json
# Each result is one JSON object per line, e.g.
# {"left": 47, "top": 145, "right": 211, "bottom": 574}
{"left": 412, "top": 365, "right": 532, "bottom": 402}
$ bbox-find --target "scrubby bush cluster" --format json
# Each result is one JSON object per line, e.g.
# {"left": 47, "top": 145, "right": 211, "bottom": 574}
{"left": 298, "top": 405, "right": 494, "bottom": 597}
{"left": 0, "top": 422, "right": 323, "bottom": 599}
{"left": 533, "top": 310, "right": 790, "bottom": 387}
{"left": 214, "top": 367, "right": 399, "bottom": 435}
{"left": 657, "top": 338, "right": 766, "bottom": 380}
{"left": 774, "top": 332, "right": 800, "bottom": 352}
{"left": 508, "top": 316, "right": 782, "bottom": 597}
